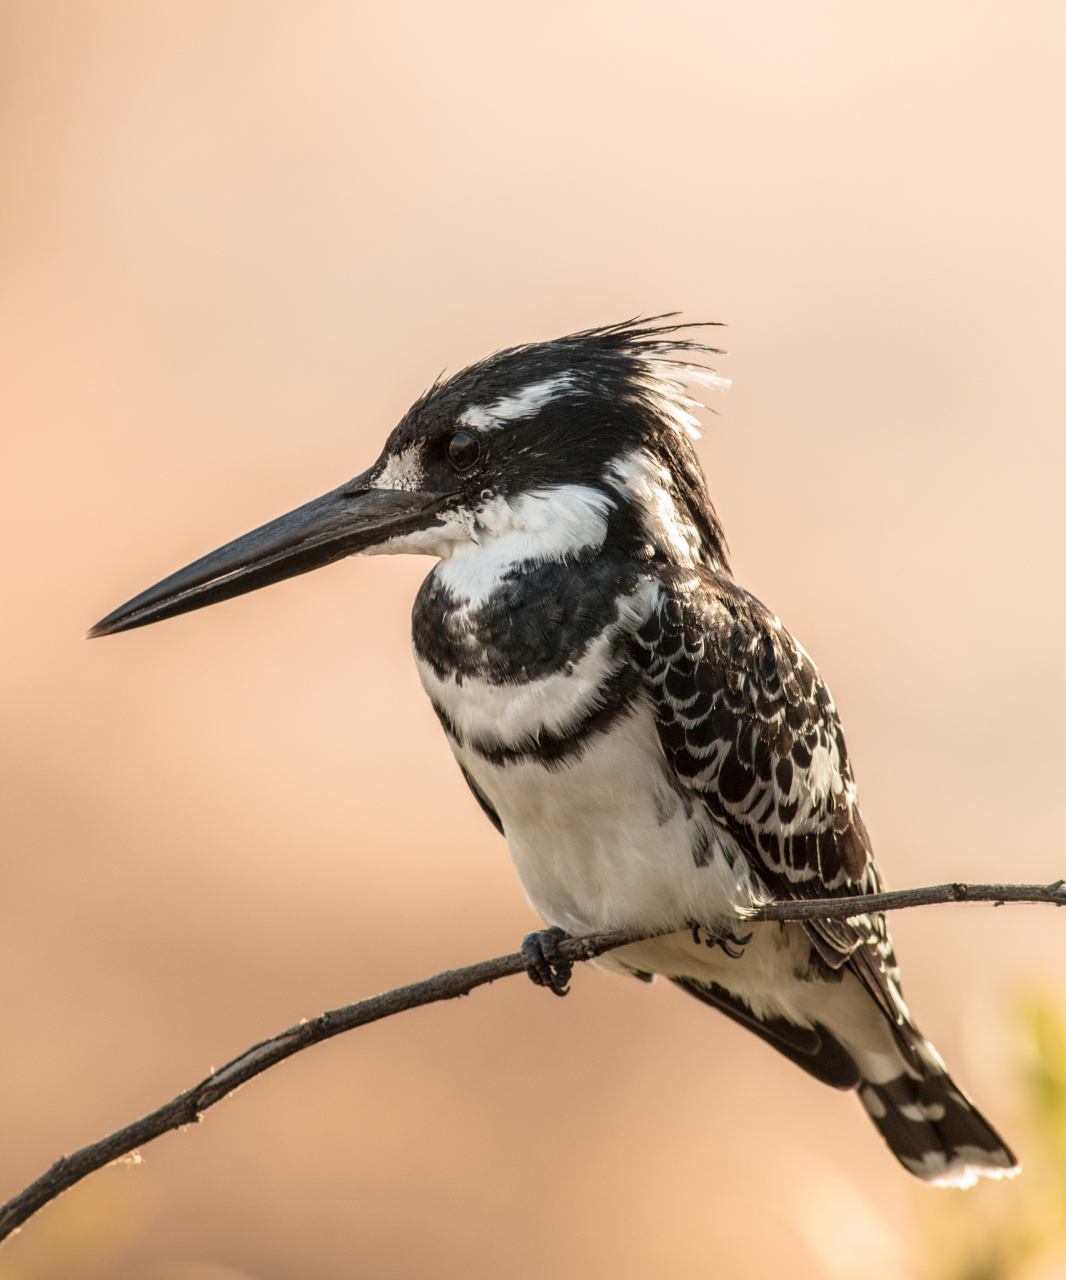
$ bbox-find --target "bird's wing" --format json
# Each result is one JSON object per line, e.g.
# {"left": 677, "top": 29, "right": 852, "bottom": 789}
{"left": 458, "top": 762, "right": 505, "bottom": 835}
{"left": 632, "top": 566, "right": 900, "bottom": 1016}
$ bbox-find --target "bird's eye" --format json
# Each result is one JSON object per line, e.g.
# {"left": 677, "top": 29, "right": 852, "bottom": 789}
{"left": 447, "top": 431, "right": 480, "bottom": 471}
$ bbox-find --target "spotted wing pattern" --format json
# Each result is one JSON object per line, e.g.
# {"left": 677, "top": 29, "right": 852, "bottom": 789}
{"left": 631, "top": 565, "right": 894, "bottom": 987}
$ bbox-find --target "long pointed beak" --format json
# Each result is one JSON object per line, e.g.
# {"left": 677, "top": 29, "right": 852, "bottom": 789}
{"left": 89, "top": 474, "right": 448, "bottom": 637}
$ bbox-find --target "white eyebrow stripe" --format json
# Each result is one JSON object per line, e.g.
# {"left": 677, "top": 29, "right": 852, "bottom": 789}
{"left": 458, "top": 405, "right": 499, "bottom": 429}
{"left": 459, "top": 375, "right": 575, "bottom": 431}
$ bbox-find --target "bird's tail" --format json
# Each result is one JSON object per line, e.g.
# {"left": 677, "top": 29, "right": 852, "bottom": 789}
{"left": 673, "top": 973, "right": 1018, "bottom": 1185}
{"left": 856, "top": 1040, "right": 1018, "bottom": 1187}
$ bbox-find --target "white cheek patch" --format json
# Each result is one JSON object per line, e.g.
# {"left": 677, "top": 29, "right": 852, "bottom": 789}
{"left": 360, "top": 481, "right": 613, "bottom": 578}
{"left": 459, "top": 375, "right": 575, "bottom": 431}
{"left": 605, "top": 449, "right": 704, "bottom": 566}
{"left": 371, "top": 444, "right": 425, "bottom": 492}
{"left": 435, "top": 484, "right": 614, "bottom": 606}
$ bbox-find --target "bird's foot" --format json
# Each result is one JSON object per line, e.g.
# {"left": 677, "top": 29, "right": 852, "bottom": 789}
{"left": 688, "top": 920, "right": 753, "bottom": 960}
{"left": 522, "top": 927, "right": 573, "bottom": 997}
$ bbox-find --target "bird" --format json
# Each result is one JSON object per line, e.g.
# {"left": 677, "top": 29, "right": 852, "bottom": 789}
{"left": 91, "top": 316, "right": 1017, "bottom": 1186}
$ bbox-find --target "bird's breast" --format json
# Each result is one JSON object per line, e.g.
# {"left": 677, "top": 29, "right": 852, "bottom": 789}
{"left": 411, "top": 556, "right": 647, "bottom": 683}
{"left": 411, "top": 557, "right": 652, "bottom": 764}
{"left": 409, "top": 558, "right": 757, "bottom": 934}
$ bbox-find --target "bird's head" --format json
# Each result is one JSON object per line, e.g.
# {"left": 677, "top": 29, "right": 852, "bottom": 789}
{"left": 90, "top": 318, "right": 730, "bottom": 637}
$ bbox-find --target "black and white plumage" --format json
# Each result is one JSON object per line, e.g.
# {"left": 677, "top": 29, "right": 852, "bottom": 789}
{"left": 92, "top": 318, "right": 1017, "bottom": 1186}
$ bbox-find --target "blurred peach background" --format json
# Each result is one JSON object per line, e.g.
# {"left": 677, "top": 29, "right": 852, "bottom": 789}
{"left": 0, "top": 2, "right": 1063, "bottom": 1277}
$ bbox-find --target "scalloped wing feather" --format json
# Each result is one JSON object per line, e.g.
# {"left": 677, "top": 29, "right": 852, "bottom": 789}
{"left": 631, "top": 567, "right": 898, "bottom": 993}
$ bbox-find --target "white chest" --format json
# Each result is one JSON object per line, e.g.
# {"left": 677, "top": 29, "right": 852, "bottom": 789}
{"left": 446, "top": 700, "right": 756, "bottom": 936}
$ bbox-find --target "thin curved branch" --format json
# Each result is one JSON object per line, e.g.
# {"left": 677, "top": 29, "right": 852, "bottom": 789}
{"left": 750, "top": 878, "right": 1066, "bottom": 920}
{"left": 1, "top": 879, "right": 1062, "bottom": 1243}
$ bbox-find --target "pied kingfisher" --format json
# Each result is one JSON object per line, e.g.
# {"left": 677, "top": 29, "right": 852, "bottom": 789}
{"left": 92, "top": 318, "right": 1017, "bottom": 1186}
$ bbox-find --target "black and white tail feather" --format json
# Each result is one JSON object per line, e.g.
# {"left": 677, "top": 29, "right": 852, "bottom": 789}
{"left": 675, "top": 971, "right": 1016, "bottom": 1186}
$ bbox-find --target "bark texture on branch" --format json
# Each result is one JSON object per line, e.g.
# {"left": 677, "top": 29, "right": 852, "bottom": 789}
{"left": 1, "top": 879, "right": 1062, "bottom": 1243}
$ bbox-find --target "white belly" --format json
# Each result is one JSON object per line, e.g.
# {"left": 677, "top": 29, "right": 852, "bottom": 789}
{"left": 443, "top": 684, "right": 890, "bottom": 1036}
{"left": 451, "top": 703, "right": 757, "bottom": 936}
